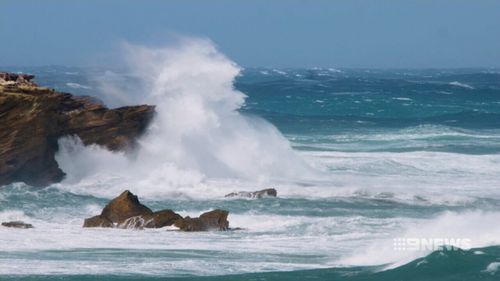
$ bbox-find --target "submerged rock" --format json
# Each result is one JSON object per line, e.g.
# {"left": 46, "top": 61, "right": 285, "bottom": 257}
{"left": 174, "top": 209, "right": 229, "bottom": 231}
{"left": 225, "top": 188, "right": 277, "bottom": 199}
{"left": 0, "top": 72, "right": 154, "bottom": 187}
{"left": 1, "top": 221, "right": 33, "bottom": 229}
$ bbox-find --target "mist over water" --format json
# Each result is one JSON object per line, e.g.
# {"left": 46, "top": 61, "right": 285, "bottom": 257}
{"left": 56, "top": 38, "right": 315, "bottom": 199}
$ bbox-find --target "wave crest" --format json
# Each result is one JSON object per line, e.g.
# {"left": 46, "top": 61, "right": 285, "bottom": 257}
{"left": 55, "top": 38, "right": 314, "bottom": 198}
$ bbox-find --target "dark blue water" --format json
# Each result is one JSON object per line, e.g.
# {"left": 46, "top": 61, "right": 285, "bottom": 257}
{"left": 237, "top": 68, "right": 500, "bottom": 154}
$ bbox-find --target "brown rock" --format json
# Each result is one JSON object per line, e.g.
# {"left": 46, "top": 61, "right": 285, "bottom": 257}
{"left": 83, "top": 215, "right": 113, "bottom": 228}
{"left": 225, "top": 188, "right": 277, "bottom": 199}
{"left": 0, "top": 73, "right": 35, "bottom": 86}
{"left": 173, "top": 217, "right": 205, "bottom": 232}
{"left": 1, "top": 221, "right": 33, "bottom": 229}
{"left": 82, "top": 191, "right": 227, "bottom": 231}
{"left": 0, "top": 72, "right": 154, "bottom": 187}
{"left": 118, "top": 209, "right": 182, "bottom": 229}
{"left": 118, "top": 216, "right": 147, "bottom": 229}
{"left": 174, "top": 209, "right": 229, "bottom": 231}
{"left": 143, "top": 209, "right": 183, "bottom": 228}
{"left": 101, "top": 190, "right": 153, "bottom": 224}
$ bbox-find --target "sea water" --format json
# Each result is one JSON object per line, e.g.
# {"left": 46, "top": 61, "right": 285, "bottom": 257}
{"left": 1, "top": 39, "right": 500, "bottom": 280}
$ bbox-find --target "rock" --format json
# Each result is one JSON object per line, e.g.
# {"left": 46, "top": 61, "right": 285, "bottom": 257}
{"left": 1, "top": 221, "right": 33, "bottom": 229}
{"left": 143, "top": 209, "right": 183, "bottom": 228}
{"left": 224, "top": 188, "right": 277, "bottom": 199}
{"left": 118, "top": 216, "right": 148, "bottom": 229}
{"left": 0, "top": 73, "right": 35, "bottom": 86}
{"left": 0, "top": 72, "right": 154, "bottom": 187}
{"left": 83, "top": 191, "right": 229, "bottom": 231}
{"left": 101, "top": 190, "right": 153, "bottom": 224}
{"left": 83, "top": 215, "right": 113, "bottom": 228}
{"left": 118, "top": 209, "right": 182, "bottom": 229}
{"left": 199, "top": 209, "right": 229, "bottom": 230}
{"left": 83, "top": 190, "right": 183, "bottom": 229}
{"left": 174, "top": 209, "right": 229, "bottom": 232}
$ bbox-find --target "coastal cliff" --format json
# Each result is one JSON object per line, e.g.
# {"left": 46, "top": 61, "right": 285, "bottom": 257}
{"left": 0, "top": 72, "right": 155, "bottom": 187}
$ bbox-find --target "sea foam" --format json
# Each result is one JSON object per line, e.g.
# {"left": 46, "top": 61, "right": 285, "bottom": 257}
{"left": 55, "top": 38, "right": 314, "bottom": 199}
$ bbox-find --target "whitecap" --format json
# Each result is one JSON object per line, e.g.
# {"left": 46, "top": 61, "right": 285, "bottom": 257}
{"left": 449, "top": 81, "right": 474, "bottom": 89}
{"left": 55, "top": 38, "right": 316, "bottom": 199}
{"left": 484, "top": 262, "right": 500, "bottom": 274}
{"left": 339, "top": 211, "right": 500, "bottom": 268}
{"left": 328, "top": 68, "right": 343, "bottom": 73}
{"left": 66, "top": 82, "right": 92, "bottom": 90}
{"left": 392, "top": 97, "right": 413, "bottom": 101}
{"left": 272, "top": 69, "right": 287, "bottom": 75}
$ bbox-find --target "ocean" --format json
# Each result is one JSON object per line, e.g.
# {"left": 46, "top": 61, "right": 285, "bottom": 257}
{"left": 1, "top": 45, "right": 500, "bottom": 280}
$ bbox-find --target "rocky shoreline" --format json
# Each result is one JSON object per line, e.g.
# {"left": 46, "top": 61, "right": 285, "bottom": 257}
{"left": 0, "top": 72, "right": 279, "bottom": 233}
{"left": 0, "top": 72, "right": 155, "bottom": 187}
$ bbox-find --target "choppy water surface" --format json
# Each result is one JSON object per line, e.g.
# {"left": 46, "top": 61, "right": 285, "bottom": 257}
{"left": 2, "top": 55, "right": 500, "bottom": 280}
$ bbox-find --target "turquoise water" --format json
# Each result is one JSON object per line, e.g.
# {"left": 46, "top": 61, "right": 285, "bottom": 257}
{"left": 1, "top": 66, "right": 500, "bottom": 280}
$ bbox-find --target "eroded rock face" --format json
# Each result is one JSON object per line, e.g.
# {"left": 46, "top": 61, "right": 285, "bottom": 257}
{"left": 225, "top": 188, "right": 277, "bottom": 199}
{"left": 174, "top": 209, "right": 229, "bottom": 231}
{"left": 1, "top": 221, "right": 33, "bottom": 229}
{"left": 0, "top": 72, "right": 155, "bottom": 187}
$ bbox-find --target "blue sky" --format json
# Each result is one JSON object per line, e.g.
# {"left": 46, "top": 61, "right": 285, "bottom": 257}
{"left": 1, "top": 0, "right": 499, "bottom": 68}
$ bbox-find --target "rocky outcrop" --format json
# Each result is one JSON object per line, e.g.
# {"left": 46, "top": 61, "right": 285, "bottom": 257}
{"left": 101, "top": 190, "right": 153, "bottom": 224}
{"left": 225, "top": 188, "right": 277, "bottom": 199}
{"left": 83, "top": 215, "right": 114, "bottom": 228}
{"left": 83, "top": 190, "right": 184, "bottom": 229}
{"left": 98, "top": 191, "right": 182, "bottom": 229}
{"left": 0, "top": 73, "right": 36, "bottom": 86}
{"left": 83, "top": 190, "right": 229, "bottom": 231}
{"left": 1, "top": 221, "right": 33, "bottom": 229}
{"left": 0, "top": 72, "right": 154, "bottom": 187}
{"left": 174, "top": 209, "right": 229, "bottom": 231}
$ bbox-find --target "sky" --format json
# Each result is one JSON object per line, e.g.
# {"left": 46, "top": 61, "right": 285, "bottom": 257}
{"left": 1, "top": 0, "right": 499, "bottom": 68}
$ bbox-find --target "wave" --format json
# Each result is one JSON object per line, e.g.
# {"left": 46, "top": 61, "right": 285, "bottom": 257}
{"left": 339, "top": 210, "right": 500, "bottom": 268}
{"left": 289, "top": 124, "right": 500, "bottom": 154}
{"left": 3, "top": 246, "right": 499, "bottom": 280}
{"left": 3, "top": 182, "right": 500, "bottom": 277}
{"left": 449, "top": 81, "right": 475, "bottom": 89}
{"left": 258, "top": 110, "right": 500, "bottom": 132}
{"left": 54, "top": 38, "right": 316, "bottom": 199}
{"left": 186, "top": 246, "right": 500, "bottom": 281}
{"left": 65, "top": 82, "right": 92, "bottom": 90}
